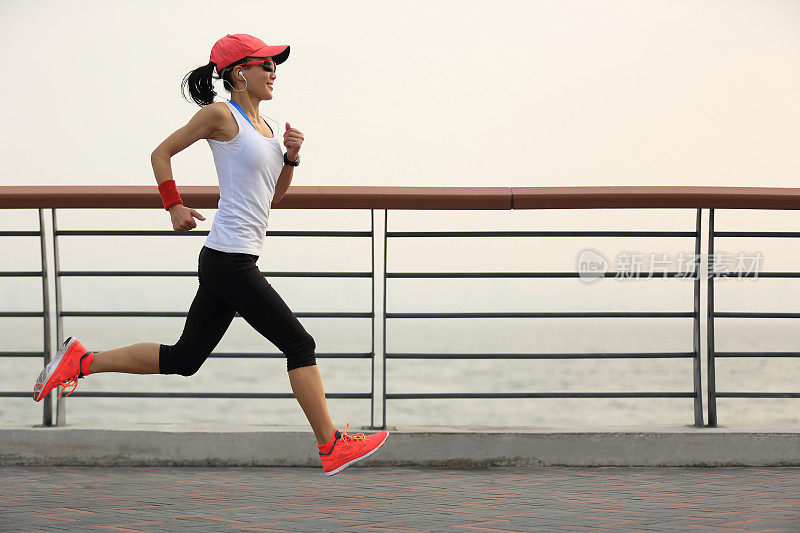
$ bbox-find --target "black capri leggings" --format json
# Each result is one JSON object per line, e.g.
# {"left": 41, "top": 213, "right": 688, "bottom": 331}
{"left": 159, "top": 245, "right": 317, "bottom": 375}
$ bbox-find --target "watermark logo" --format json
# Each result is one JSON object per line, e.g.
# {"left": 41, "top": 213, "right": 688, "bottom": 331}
{"left": 576, "top": 249, "right": 763, "bottom": 283}
{"left": 577, "top": 248, "right": 609, "bottom": 283}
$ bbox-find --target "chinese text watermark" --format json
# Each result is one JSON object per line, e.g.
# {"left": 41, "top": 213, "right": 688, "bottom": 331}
{"left": 576, "top": 248, "right": 764, "bottom": 283}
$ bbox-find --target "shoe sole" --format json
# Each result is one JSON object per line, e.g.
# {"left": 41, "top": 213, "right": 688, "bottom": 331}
{"left": 33, "top": 336, "right": 77, "bottom": 402}
{"left": 324, "top": 431, "right": 390, "bottom": 476}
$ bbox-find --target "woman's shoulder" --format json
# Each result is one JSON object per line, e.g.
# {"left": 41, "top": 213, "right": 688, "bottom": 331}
{"left": 198, "top": 102, "right": 237, "bottom": 143}
{"left": 208, "top": 101, "right": 232, "bottom": 113}
{"left": 200, "top": 101, "right": 232, "bottom": 121}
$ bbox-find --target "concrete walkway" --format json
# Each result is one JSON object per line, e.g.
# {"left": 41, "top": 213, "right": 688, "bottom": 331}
{"left": 2, "top": 465, "right": 799, "bottom": 532}
{"left": 2, "top": 424, "right": 799, "bottom": 467}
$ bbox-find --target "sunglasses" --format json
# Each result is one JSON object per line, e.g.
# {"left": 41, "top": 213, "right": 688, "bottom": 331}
{"left": 239, "top": 59, "right": 277, "bottom": 73}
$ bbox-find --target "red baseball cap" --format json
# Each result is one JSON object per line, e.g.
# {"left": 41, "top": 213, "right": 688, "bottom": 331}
{"left": 210, "top": 34, "right": 290, "bottom": 76}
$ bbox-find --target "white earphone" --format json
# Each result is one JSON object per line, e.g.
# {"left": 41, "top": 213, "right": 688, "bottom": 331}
{"left": 227, "top": 70, "right": 247, "bottom": 93}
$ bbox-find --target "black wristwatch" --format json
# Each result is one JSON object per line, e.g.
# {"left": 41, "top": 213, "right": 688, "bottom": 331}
{"left": 283, "top": 152, "right": 300, "bottom": 167}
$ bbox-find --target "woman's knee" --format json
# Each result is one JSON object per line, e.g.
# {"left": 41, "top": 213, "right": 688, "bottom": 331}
{"left": 285, "top": 334, "right": 317, "bottom": 371}
{"left": 159, "top": 343, "right": 208, "bottom": 377}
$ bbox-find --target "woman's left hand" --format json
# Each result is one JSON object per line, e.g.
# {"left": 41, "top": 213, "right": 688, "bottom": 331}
{"left": 284, "top": 122, "right": 303, "bottom": 161}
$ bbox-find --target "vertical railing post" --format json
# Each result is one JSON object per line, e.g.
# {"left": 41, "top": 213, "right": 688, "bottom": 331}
{"left": 381, "top": 209, "right": 388, "bottom": 429}
{"left": 369, "top": 209, "right": 376, "bottom": 429}
{"left": 706, "top": 208, "right": 718, "bottom": 427}
{"left": 691, "top": 208, "right": 704, "bottom": 427}
{"left": 39, "top": 208, "right": 53, "bottom": 426}
{"left": 51, "top": 209, "right": 66, "bottom": 426}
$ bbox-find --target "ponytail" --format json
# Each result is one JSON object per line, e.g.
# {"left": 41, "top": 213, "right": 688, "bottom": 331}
{"left": 181, "top": 57, "right": 254, "bottom": 107}
{"left": 181, "top": 62, "right": 217, "bottom": 107}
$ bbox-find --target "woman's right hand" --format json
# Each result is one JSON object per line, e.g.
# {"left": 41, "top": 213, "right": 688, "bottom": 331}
{"left": 169, "top": 204, "right": 206, "bottom": 232}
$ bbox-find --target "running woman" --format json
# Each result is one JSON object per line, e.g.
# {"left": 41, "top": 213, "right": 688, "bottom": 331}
{"left": 33, "top": 33, "right": 389, "bottom": 476}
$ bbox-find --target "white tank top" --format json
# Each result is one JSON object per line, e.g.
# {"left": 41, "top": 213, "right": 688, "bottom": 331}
{"left": 203, "top": 99, "right": 284, "bottom": 256}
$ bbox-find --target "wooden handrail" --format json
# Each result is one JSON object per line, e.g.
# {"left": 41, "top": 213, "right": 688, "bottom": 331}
{"left": 2, "top": 185, "right": 800, "bottom": 210}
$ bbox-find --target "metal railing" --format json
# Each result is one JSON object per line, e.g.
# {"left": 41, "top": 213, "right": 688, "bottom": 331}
{"left": 381, "top": 211, "right": 704, "bottom": 428}
{"left": 706, "top": 208, "right": 800, "bottom": 426}
{"left": 49, "top": 210, "right": 376, "bottom": 427}
{"left": 2, "top": 185, "right": 799, "bottom": 429}
{"left": 0, "top": 209, "right": 52, "bottom": 426}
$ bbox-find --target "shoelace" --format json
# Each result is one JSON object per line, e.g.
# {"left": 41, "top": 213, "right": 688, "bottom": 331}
{"left": 51, "top": 351, "right": 90, "bottom": 401}
{"left": 55, "top": 377, "right": 79, "bottom": 401}
{"left": 339, "top": 422, "right": 366, "bottom": 442}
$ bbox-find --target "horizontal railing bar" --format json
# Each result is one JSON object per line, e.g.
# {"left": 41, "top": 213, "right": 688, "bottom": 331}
{"left": 387, "top": 272, "right": 697, "bottom": 279}
{"left": 0, "top": 271, "right": 43, "bottom": 277}
{"left": 0, "top": 231, "right": 41, "bottom": 236}
{"left": 55, "top": 230, "right": 372, "bottom": 237}
{"left": 45, "top": 229, "right": 800, "bottom": 239}
{"left": 712, "top": 272, "right": 800, "bottom": 278}
{"left": 58, "top": 271, "right": 373, "bottom": 278}
{"left": 0, "top": 392, "right": 372, "bottom": 399}
{"left": 61, "top": 311, "right": 373, "bottom": 318}
{"left": 387, "top": 230, "right": 697, "bottom": 238}
{"left": 87, "top": 351, "right": 374, "bottom": 359}
{"left": 716, "top": 352, "right": 800, "bottom": 357}
{"left": 714, "top": 312, "right": 800, "bottom": 318}
{"left": 714, "top": 231, "right": 800, "bottom": 238}
{"left": 716, "top": 392, "right": 800, "bottom": 398}
{"left": 386, "top": 352, "right": 696, "bottom": 359}
{"left": 0, "top": 312, "right": 44, "bottom": 317}
{"left": 211, "top": 352, "right": 373, "bottom": 359}
{"left": 0, "top": 351, "right": 45, "bottom": 358}
{"left": 386, "top": 392, "right": 695, "bottom": 399}
{"left": 61, "top": 230, "right": 208, "bottom": 236}
{"left": 386, "top": 312, "right": 695, "bottom": 318}
{"left": 5, "top": 185, "right": 800, "bottom": 210}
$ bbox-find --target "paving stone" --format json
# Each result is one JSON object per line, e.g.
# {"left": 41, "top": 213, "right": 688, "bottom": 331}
{"left": 1, "top": 466, "right": 799, "bottom": 532}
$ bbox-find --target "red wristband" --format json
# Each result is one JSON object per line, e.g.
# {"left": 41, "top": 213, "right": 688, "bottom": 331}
{"left": 158, "top": 179, "right": 183, "bottom": 211}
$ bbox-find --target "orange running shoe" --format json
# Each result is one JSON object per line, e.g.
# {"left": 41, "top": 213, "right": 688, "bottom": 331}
{"left": 317, "top": 422, "right": 390, "bottom": 476}
{"left": 33, "top": 336, "right": 93, "bottom": 402}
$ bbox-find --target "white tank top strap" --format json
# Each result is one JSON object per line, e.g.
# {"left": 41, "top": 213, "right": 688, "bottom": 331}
{"left": 227, "top": 100, "right": 255, "bottom": 132}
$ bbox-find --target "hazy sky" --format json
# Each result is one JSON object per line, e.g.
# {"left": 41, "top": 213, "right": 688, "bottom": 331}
{"left": 1, "top": 0, "right": 798, "bottom": 189}
{"left": 2, "top": 1, "right": 800, "bottom": 429}
{"left": 2, "top": 0, "right": 800, "bottom": 303}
